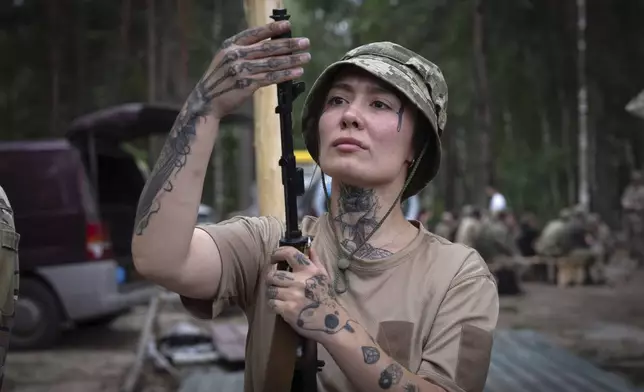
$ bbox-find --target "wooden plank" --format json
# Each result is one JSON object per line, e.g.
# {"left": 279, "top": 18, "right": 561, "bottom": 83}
{"left": 182, "top": 328, "right": 642, "bottom": 392}
{"left": 179, "top": 369, "right": 244, "bottom": 392}
{"left": 485, "top": 330, "right": 641, "bottom": 392}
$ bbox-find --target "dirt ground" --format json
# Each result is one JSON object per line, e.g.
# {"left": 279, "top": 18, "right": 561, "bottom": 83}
{"left": 4, "top": 270, "right": 644, "bottom": 392}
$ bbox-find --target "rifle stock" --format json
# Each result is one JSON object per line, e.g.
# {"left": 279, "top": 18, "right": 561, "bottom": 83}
{"left": 261, "top": 8, "right": 324, "bottom": 392}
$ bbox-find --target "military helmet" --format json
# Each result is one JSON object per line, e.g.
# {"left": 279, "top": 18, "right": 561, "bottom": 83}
{"left": 300, "top": 42, "right": 448, "bottom": 200}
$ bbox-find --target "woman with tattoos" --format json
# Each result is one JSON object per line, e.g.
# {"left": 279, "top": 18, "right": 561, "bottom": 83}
{"left": 132, "top": 21, "right": 499, "bottom": 392}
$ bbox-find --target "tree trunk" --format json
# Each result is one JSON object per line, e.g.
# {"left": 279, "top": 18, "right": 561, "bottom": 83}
{"left": 147, "top": 0, "right": 157, "bottom": 103}
{"left": 576, "top": 0, "right": 590, "bottom": 210}
{"left": 119, "top": 0, "right": 132, "bottom": 98}
{"left": 147, "top": 0, "right": 163, "bottom": 170}
{"left": 75, "top": 0, "right": 87, "bottom": 116}
{"left": 177, "top": 0, "right": 191, "bottom": 97}
{"left": 472, "top": 0, "right": 493, "bottom": 202}
{"left": 48, "top": 0, "right": 61, "bottom": 135}
{"left": 159, "top": 0, "right": 172, "bottom": 102}
{"left": 442, "top": 124, "right": 456, "bottom": 212}
{"left": 541, "top": 109, "right": 560, "bottom": 209}
{"left": 559, "top": 89, "right": 576, "bottom": 206}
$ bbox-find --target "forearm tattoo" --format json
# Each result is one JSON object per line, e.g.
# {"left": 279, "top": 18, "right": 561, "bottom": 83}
{"left": 134, "top": 35, "right": 301, "bottom": 235}
{"left": 133, "top": 86, "right": 208, "bottom": 235}
{"left": 362, "top": 343, "right": 418, "bottom": 390}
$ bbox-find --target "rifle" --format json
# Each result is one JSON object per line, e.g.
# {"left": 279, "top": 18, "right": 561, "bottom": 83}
{"left": 261, "top": 8, "right": 324, "bottom": 392}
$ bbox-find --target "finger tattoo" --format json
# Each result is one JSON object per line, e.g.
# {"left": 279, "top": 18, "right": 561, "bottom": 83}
{"left": 267, "top": 286, "right": 278, "bottom": 299}
{"left": 274, "top": 271, "right": 294, "bottom": 281}
{"left": 295, "top": 252, "right": 311, "bottom": 266}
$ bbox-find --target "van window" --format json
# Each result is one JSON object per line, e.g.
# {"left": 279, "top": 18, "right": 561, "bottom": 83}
{"left": 0, "top": 150, "right": 71, "bottom": 215}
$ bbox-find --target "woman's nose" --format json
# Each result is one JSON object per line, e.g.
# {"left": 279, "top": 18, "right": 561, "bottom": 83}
{"left": 340, "top": 106, "right": 364, "bottom": 130}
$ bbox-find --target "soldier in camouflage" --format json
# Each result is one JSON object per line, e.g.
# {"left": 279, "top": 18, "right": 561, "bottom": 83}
{"left": 585, "top": 213, "right": 614, "bottom": 284}
{"left": 0, "top": 185, "right": 19, "bottom": 387}
{"left": 473, "top": 210, "right": 523, "bottom": 294}
{"left": 621, "top": 170, "right": 644, "bottom": 264}
{"left": 455, "top": 205, "right": 482, "bottom": 247}
{"left": 535, "top": 208, "right": 571, "bottom": 257}
{"left": 434, "top": 211, "right": 456, "bottom": 240}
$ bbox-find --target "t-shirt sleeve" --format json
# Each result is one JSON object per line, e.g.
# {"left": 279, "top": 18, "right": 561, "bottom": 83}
{"left": 180, "top": 215, "right": 284, "bottom": 319}
{"left": 418, "top": 252, "right": 499, "bottom": 392}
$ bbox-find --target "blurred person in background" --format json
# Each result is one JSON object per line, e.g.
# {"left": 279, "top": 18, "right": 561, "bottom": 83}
{"left": 485, "top": 184, "right": 507, "bottom": 214}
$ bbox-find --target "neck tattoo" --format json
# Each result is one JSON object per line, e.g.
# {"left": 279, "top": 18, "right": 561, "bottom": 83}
{"left": 333, "top": 185, "right": 394, "bottom": 260}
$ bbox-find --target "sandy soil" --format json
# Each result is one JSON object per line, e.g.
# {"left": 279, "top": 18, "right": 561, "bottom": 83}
{"left": 4, "top": 271, "right": 644, "bottom": 392}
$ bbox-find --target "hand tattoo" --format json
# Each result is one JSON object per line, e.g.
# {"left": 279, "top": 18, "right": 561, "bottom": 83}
{"left": 295, "top": 274, "right": 354, "bottom": 334}
{"left": 378, "top": 363, "right": 404, "bottom": 389}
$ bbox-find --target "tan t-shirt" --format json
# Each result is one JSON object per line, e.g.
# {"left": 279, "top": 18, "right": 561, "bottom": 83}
{"left": 181, "top": 214, "right": 499, "bottom": 392}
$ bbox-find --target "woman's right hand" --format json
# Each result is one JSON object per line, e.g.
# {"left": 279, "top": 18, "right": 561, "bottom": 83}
{"left": 194, "top": 20, "right": 311, "bottom": 121}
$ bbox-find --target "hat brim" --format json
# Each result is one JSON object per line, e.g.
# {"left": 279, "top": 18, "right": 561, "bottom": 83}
{"left": 300, "top": 57, "right": 442, "bottom": 200}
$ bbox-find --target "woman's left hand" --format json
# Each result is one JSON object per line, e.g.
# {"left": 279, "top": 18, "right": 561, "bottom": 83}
{"left": 265, "top": 246, "right": 354, "bottom": 343}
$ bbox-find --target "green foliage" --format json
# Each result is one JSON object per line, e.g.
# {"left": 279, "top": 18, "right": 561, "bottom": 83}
{"left": 1, "top": 0, "right": 643, "bottom": 220}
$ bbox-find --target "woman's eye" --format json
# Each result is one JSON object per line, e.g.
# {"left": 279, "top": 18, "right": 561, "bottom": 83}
{"left": 327, "top": 96, "right": 346, "bottom": 105}
{"left": 372, "top": 100, "right": 392, "bottom": 110}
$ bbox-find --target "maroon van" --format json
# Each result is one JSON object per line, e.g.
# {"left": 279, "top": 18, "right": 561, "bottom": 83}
{"left": 0, "top": 103, "right": 185, "bottom": 349}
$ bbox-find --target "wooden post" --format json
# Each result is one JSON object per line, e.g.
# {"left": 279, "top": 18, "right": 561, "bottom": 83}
{"left": 244, "top": 0, "right": 285, "bottom": 219}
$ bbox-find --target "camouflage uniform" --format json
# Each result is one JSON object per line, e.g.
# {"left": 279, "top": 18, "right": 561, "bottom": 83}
{"left": 585, "top": 213, "right": 613, "bottom": 283}
{"left": 434, "top": 212, "right": 456, "bottom": 240}
{"left": 0, "top": 185, "right": 19, "bottom": 387}
{"left": 473, "top": 213, "right": 522, "bottom": 294}
{"left": 555, "top": 207, "right": 594, "bottom": 286}
{"left": 455, "top": 205, "right": 481, "bottom": 247}
{"left": 621, "top": 171, "right": 644, "bottom": 264}
{"left": 539, "top": 208, "right": 572, "bottom": 251}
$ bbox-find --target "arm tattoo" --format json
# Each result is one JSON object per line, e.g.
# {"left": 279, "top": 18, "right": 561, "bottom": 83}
{"left": 134, "top": 40, "right": 295, "bottom": 235}
{"left": 333, "top": 185, "right": 394, "bottom": 259}
{"left": 361, "top": 346, "right": 381, "bottom": 364}
{"left": 378, "top": 363, "right": 404, "bottom": 389}
{"left": 296, "top": 274, "right": 355, "bottom": 334}
{"left": 133, "top": 90, "right": 204, "bottom": 235}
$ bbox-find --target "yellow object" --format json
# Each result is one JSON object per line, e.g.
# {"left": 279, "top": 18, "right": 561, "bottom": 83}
{"left": 294, "top": 149, "right": 314, "bottom": 164}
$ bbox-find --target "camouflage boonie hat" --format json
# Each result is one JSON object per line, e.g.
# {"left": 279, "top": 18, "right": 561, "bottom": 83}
{"left": 301, "top": 41, "right": 448, "bottom": 200}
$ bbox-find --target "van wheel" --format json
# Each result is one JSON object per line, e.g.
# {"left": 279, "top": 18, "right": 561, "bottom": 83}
{"left": 12, "top": 278, "right": 63, "bottom": 350}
